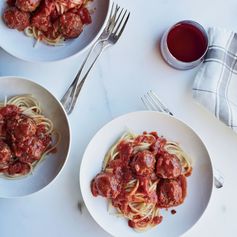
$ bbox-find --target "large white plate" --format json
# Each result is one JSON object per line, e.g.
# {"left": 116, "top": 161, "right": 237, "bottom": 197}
{"left": 80, "top": 111, "right": 213, "bottom": 237}
{"left": 0, "top": 76, "right": 70, "bottom": 198}
{"left": 0, "top": 0, "right": 110, "bottom": 62}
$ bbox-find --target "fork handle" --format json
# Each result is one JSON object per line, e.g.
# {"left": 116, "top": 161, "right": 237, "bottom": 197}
{"left": 61, "top": 40, "right": 106, "bottom": 114}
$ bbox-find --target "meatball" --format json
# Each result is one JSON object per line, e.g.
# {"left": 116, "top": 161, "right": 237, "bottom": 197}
{"left": 13, "top": 137, "right": 46, "bottom": 163}
{"left": 57, "top": 12, "right": 83, "bottom": 38}
{"left": 157, "top": 178, "right": 185, "bottom": 208}
{"left": 15, "top": 0, "right": 41, "bottom": 12}
{"left": 31, "top": 0, "right": 55, "bottom": 32}
{"left": 0, "top": 140, "right": 12, "bottom": 166}
{"left": 8, "top": 161, "right": 30, "bottom": 175}
{"left": 130, "top": 150, "right": 155, "bottom": 176}
{"left": 7, "top": 115, "right": 37, "bottom": 142}
{"left": 2, "top": 7, "right": 30, "bottom": 31}
{"left": 78, "top": 7, "right": 92, "bottom": 25}
{"left": 69, "top": 6, "right": 92, "bottom": 25}
{"left": 37, "top": 0, "right": 55, "bottom": 16}
{"left": 0, "top": 105, "right": 20, "bottom": 117}
{"left": 156, "top": 152, "right": 182, "bottom": 179}
{"left": 150, "top": 137, "right": 166, "bottom": 155}
{"left": 91, "top": 172, "right": 120, "bottom": 198}
{"left": 31, "top": 12, "right": 51, "bottom": 32}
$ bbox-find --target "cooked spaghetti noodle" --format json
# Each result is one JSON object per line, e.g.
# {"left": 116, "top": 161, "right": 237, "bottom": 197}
{"left": 0, "top": 95, "right": 59, "bottom": 179}
{"left": 91, "top": 131, "right": 192, "bottom": 231}
{"left": 3, "top": 0, "right": 92, "bottom": 47}
{"left": 24, "top": 26, "right": 65, "bottom": 47}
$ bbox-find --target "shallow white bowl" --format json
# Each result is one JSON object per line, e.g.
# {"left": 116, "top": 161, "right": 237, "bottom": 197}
{"left": 80, "top": 111, "right": 213, "bottom": 237}
{"left": 0, "top": 0, "right": 110, "bottom": 62}
{"left": 0, "top": 76, "right": 70, "bottom": 198}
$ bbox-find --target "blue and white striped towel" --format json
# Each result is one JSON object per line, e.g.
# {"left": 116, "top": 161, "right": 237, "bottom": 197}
{"left": 193, "top": 27, "right": 237, "bottom": 132}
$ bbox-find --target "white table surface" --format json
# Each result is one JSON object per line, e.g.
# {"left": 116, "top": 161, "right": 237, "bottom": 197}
{"left": 1, "top": 0, "right": 237, "bottom": 236}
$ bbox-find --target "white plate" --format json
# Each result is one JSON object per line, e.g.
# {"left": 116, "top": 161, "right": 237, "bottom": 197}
{"left": 0, "top": 76, "right": 70, "bottom": 198}
{"left": 80, "top": 111, "right": 213, "bottom": 237}
{"left": 0, "top": 0, "right": 110, "bottom": 62}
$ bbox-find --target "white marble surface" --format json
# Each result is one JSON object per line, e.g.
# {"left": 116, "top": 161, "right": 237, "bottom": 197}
{"left": 1, "top": 0, "right": 237, "bottom": 236}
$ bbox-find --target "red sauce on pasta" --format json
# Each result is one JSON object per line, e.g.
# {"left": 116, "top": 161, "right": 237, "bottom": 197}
{"left": 91, "top": 131, "right": 192, "bottom": 231}
{"left": 2, "top": 0, "right": 92, "bottom": 45}
{"left": 0, "top": 104, "right": 52, "bottom": 176}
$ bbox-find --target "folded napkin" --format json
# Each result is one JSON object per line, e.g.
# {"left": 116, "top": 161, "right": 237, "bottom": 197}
{"left": 193, "top": 27, "right": 237, "bottom": 132}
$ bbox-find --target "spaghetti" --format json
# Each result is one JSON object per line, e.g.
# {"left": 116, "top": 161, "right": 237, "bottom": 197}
{"left": 3, "top": 0, "right": 92, "bottom": 46}
{"left": 0, "top": 95, "right": 59, "bottom": 179}
{"left": 91, "top": 131, "right": 192, "bottom": 231}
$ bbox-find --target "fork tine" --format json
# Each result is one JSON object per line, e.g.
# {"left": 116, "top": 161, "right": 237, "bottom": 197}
{"left": 116, "top": 12, "right": 130, "bottom": 39}
{"left": 141, "top": 96, "right": 153, "bottom": 110}
{"left": 115, "top": 8, "right": 124, "bottom": 26}
{"left": 114, "top": 11, "right": 130, "bottom": 39}
{"left": 108, "top": 2, "right": 114, "bottom": 21}
{"left": 148, "top": 91, "right": 173, "bottom": 115}
{"left": 108, "top": 7, "right": 123, "bottom": 35}
{"left": 113, "top": 9, "right": 126, "bottom": 35}
{"left": 144, "top": 93, "right": 164, "bottom": 111}
{"left": 148, "top": 91, "right": 165, "bottom": 110}
{"left": 106, "top": 4, "right": 120, "bottom": 32}
{"left": 105, "top": 2, "right": 114, "bottom": 30}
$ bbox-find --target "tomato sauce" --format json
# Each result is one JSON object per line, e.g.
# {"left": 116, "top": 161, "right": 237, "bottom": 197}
{"left": 3, "top": 0, "right": 92, "bottom": 42}
{"left": 91, "top": 131, "right": 192, "bottom": 231}
{"left": 0, "top": 105, "right": 52, "bottom": 176}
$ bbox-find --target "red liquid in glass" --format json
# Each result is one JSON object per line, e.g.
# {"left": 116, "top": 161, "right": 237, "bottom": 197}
{"left": 167, "top": 23, "right": 207, "bottom": 62}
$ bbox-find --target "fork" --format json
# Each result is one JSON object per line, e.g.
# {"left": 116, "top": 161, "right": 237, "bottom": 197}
{"left": 142, "top": 90, "right": 224, "bottom": 189}
{"left": 61, "top": 3, "right": 130, "bottom": 115}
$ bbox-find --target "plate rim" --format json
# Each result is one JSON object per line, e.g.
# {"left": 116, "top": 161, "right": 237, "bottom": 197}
{"left": 0, "top": 76, "right": 71, "bottom": 198}
{"left": 79, "top": 110, "right": 214, "bottom": 237}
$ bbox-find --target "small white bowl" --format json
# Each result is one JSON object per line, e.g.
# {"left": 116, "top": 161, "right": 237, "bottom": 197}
{"left": 0, "top": 0, "right": 111, "bottom": 62}
{"left": 0, "top": 76, "right": 71, "bottom": 198}
{"left": 80, "top": 111, "right": 213, "bottom": 237}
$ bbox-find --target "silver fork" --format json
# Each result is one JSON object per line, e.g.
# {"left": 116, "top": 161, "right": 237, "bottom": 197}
{"left": 61, "top": 3, "right": 130, "bottom": 115}
{"left": 142, "top": 90, "right": 224, "bottom": 189}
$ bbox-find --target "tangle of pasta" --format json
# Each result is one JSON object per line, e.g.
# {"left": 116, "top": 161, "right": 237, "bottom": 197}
{"left": 91, "top": 131, "right": 192, "bottom": 231}
{"left": 24, "top": 26, "right": 65, "bottom": 47}
{"left": 0, "top": 95, "right": 59, "bottom": 179}
{"left": 3, "top": 0, "right": 92, "bottom": 47}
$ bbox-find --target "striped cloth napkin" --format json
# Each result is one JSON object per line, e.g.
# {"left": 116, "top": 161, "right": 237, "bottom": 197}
{"left": 193, "top": 27, "right": 237, "bottom": 132}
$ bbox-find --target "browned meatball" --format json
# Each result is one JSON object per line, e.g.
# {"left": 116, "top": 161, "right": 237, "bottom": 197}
{"left": 7, "top": 115, "right": 36, "bottom": 142}
{"left": 0, "top": 140, "right": 12, "bottom": 166}
{"left": 156, "top": 152, "right": 182, "bottom": 179}
{"left": 31, "top": 12, "right": 51, "bottom": 32}
{"left": 13, "top": 137, "right": 46, "bottom": 163}
{"left": 130, "top": 150, "right": 156, "bottom": 176}
{"left": 31, "top": 0, "right": 56, "bottom": 33}
{"left": 0, "top": 105, "right": 20, "bottom": 117}
{"left": 2, "top": 7, "right": 30, "bottom": 31}
{"left": 8, "top": 161, "right": 31, "bottom": 175}
{"left": 157, "top": 177, "right": 186, "bottom": 208}
{"left": 91, "top": 172, "right": 120, "bottom": 198}
{"left": 15, "top": 0, "right": 41, "bottom": 12}
{"left": 117, "top": 141, "right": 133, "bottom": 163}
{"left": 57, "top": 12, "right": 83, "bottom": 38}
